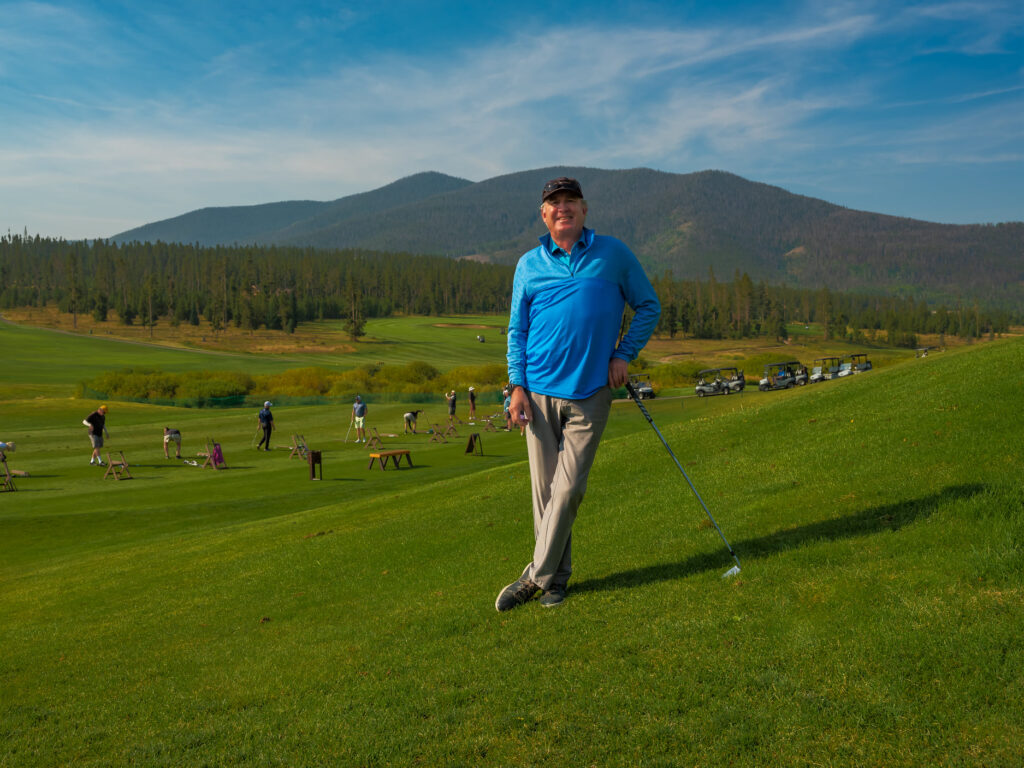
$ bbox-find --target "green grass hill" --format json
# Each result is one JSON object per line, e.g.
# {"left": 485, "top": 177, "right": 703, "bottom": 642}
{"left": 1, "top": 334, "right": 1021, "bottom": 766}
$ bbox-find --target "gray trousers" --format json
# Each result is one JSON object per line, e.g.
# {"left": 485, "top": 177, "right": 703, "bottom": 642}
{"left": 524, "top": 387, "right": 613, "bottom": 590}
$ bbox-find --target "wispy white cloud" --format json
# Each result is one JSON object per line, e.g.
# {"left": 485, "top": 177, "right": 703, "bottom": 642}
{"left": 0, "top": 2, "right": 106, "bottom": 66}
{"left": 1, "top": 2, "right": 1021, "bottom": 236}
{"left": 889, "top": 0, "right": 1024, "bottom": 53}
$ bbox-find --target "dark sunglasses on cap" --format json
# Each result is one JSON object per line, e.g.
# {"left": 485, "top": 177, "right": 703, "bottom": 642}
{"left": 542, "top": 177, "right": 583, "bottom": 201}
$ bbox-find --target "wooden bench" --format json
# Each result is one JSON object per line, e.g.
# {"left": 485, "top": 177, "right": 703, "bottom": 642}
{"left": 367, "top": 449, "right": 412, "bottom": 470}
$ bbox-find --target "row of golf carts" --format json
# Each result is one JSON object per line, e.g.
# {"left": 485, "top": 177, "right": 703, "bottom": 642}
{"left": 756, "top": 354, "right": 873, "bottom": 391}
{"left": 691, "top": 354, "right": 873, "bottom": 396}
{"left": 807, "top": 353, "right": 873, "bottom": 383}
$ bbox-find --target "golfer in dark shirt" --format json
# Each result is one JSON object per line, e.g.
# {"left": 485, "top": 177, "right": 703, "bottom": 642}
{"left": 256, "top": 401, "right": 274, "bottom": 451}
{"left": 83, "top": 404, "right": 109, "bottom": 466}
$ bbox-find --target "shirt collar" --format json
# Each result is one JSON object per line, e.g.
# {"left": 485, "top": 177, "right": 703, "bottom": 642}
{"left": 540, "top": 227, "right": 593, "bottom": 256}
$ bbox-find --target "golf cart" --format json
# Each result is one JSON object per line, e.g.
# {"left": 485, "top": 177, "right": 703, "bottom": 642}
{"left": 695, "top": 367, "right": 746, "bottom": 397}
{"left": 850, "top": 353, "right": 872, "bottom": 373}
{"left": 758, "top": 361, "right": 808, "bottom": 391}
{"left": 809, "top": 357, "right": 842, "bottom": 383}
{"left": 629, "top": 374, "right": 655, "bottom": 400}
{"left": 836, "top": 358, "right": 855, "bottom": 377}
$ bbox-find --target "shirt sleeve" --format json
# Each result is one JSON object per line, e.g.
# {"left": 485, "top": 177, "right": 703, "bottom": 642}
{"left": 506, "top": 261, "right": 530, "bottom": 387}
{"left": 612, "top": 249, "right": 661, "bottom": 362}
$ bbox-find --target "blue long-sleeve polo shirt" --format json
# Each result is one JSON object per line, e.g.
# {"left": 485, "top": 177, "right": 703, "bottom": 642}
{"left": 506, "top": 227, "right": 661, "bottom": 400}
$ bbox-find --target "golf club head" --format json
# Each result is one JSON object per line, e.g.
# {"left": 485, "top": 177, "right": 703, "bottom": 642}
{"left": 722, "top": 565, "right": 741, "bottom": 579}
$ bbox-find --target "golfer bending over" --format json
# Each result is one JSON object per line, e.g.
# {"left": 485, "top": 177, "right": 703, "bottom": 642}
{"left": 403, "top": 410, "right": 423, "bottom": 434}
{"left": 163, "top": 427, "right": 182, "bottom": 459}
{"left": 495, "top": 176, "right": 660, "bottom": 611}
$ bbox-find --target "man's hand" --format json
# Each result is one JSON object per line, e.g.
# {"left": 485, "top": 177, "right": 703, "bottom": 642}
{"left": 509, "top": 386, "right": 532, "bottom": 425}
{"left": 608, "top": 357, "right": 629, "bottom": 389}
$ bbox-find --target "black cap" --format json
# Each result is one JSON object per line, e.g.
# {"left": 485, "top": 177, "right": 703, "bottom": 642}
{"left": 541, "top": 176, "right": 583, "bottom": 202}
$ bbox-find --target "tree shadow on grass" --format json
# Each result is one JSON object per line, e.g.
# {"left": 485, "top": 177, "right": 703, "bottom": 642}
{"left": 571, "top": 483, "right": 987, "bottom": 595}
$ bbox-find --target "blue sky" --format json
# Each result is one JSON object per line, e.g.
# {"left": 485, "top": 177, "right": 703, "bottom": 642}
{"left": 1, "top": 0, "right": 1021, "bottom": 239}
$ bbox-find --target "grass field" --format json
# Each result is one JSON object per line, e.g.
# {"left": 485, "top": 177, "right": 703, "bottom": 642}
{"left": 1, "top": 309, "right": 512, "bottom": 381}
{"left": 3, "top": 307, "right": 960, "bottom": 402}
{"left": 1, "top": 319, "right": 1022, "bottom": 766}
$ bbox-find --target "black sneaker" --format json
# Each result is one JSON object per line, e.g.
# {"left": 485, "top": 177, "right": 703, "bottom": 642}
{"left": 495, "top": 575, "right": 539, "bottom": 612}
{"left": 539, "top": 586, "right": 566, "bottom": 608}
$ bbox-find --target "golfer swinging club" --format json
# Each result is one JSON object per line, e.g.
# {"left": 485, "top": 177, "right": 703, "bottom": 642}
{"left": 496, "top": 176, "right": 660, "bottom": 611}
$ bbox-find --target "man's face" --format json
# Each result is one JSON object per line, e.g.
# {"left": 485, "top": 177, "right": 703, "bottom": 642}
{"left": 541, "top": 192, "right": 587, "bottom": 243}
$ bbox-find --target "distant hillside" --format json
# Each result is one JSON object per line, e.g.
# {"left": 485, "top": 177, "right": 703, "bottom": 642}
{"left": 113, "top": 199, "right": 325, "bottom": 247}
{"left": 112, "top": 171, "right": 474, "bottom": 247}
{"left": 111, "top": 167, "right": 1024, "bottom": 308}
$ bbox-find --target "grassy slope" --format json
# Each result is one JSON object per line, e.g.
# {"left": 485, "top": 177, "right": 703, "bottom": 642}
{"left": 1, "top": 338, "right": 1022, "bottom": 766}
{"left": 0, "top": 320, "right": 293, "bottom": 399}
{"left": 315, "top": 316, "right": 510, "bottom": 371}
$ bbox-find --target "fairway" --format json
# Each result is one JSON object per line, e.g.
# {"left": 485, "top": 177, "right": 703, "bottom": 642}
{"left": 0, "top": 314, "right": 512, "bottom": 396}
{"left": 1, "top": 327, "right": 1022, "bottom": 766}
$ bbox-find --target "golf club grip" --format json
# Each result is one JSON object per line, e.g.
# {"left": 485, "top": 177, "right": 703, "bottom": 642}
{"left": 625, "top": 381, "right": 656, "bottom": 426}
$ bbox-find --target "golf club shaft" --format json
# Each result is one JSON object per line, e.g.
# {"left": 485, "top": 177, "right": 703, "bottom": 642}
{"left": 625, "top": 382, "right": 741, "bottom": 570}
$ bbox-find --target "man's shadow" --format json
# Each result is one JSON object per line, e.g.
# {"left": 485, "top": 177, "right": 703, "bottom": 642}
{"left": 571, "top": 483, "right": 986, "bottom": 594}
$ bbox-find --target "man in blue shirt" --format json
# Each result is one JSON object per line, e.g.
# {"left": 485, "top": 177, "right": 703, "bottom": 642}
{"left": 496, "top": 177, "right": 660, "bottom": 611}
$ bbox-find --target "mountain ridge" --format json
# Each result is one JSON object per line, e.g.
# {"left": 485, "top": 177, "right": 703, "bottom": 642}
{"left": 111, "top": 167, "right": 1024, "bottom": 308}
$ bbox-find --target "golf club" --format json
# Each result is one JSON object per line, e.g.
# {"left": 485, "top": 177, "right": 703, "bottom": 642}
{"left": 344, "top": 421, "right": 353, "bottom": 443}
{"left": 250, "top": 425, "right": 261, "bottom": 448}
{"left": 625, "top": 381, "right": 741, "bottom": 578}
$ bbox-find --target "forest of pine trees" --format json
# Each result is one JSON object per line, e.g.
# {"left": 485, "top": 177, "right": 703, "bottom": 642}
{"left": 0, "top": 235, "right": 514, "bottom": 336}
{"left": 1, "top": 235, "right": 1015, "bottom": 345}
